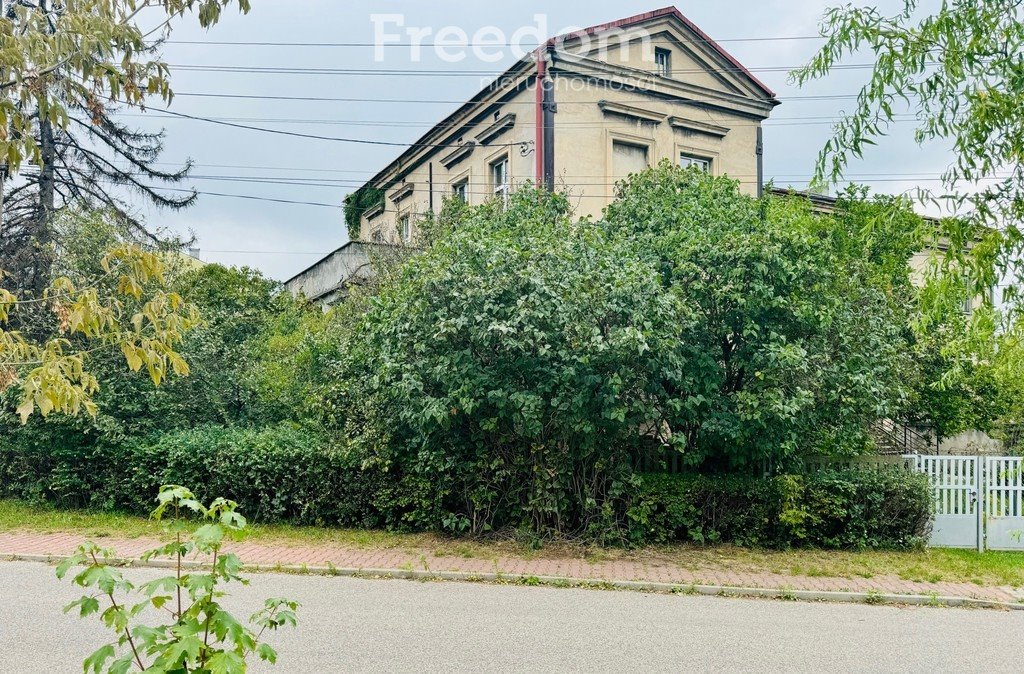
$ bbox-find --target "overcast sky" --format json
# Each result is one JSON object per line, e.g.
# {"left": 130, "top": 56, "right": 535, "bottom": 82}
{"left": 125, "top": 0, "right": 949, "bottom": 281}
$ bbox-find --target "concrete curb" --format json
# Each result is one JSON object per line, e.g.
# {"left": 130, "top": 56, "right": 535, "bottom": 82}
{"left": 5, "top": 551, "right": 1021, "bottom": 611}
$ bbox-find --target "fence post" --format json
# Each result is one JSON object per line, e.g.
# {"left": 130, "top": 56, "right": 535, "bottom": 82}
{"left": 976, "top": 457, "right": 984, "bottom": 552}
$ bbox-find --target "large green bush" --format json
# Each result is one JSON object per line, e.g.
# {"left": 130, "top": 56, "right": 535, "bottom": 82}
{"left": 629, "top": 469, "right": 932, "bottom": 549}
{"left": 604, "top": 165, "right": 915, "bottom": 468}
{"left": 334, "top": 190, "right": 689, "bottom": 537}
{"left": 0, "top": 175, "right": 952, "bottom": 545}
{"left": 328, "top": 167, "right": 922, "bottom": 537}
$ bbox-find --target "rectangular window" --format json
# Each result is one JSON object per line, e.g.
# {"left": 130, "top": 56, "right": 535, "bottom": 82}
{"left": 679, "top": 153, "right": 712, "bottom": 172}
{"left": 490, "top": 156, "right": 510, "bottom": 204}
{"left": 612, "top": 140, "right": 650, "bottom": 183}
{"left": 452, "top": 179, "right": 468, "bottom": 203}
{"left": 655, "top": 48, "right": 672, "bottom": 77}
{"left": 398, "top": 214, "right": 412, "bottom": 242}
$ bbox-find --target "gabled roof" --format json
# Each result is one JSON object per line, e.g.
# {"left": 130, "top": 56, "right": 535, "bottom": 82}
{"left": 549, "top": 6, "right": 777, "bottom": 99}
{"left": 356, "top": 6, "right": 779, "bottom": 194}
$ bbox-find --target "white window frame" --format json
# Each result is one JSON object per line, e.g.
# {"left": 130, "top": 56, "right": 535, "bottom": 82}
{"left": 679, "top": 152, "right": 712, "bottom": 172}
{"left": 398, "top": 212, "right": 412, "bottom": 242}
{"left": 452, "top": 179, "right": 469, "bottom": 203}
{"left": 654, "top": 48, "right": 672, "bottom": 77}
{"left": 490, "top": 155, "right": 510, "bottom": 205}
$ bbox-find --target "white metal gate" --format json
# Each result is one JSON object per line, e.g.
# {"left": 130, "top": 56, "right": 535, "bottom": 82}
{"left": 908, "top": 455, "right": 1024, "bottom": 551}
{"left": 910, "top": 455, "right": 981, "bottom": 550}
{"left": 984, "top": 457, "right": 1024, "bottom": 550}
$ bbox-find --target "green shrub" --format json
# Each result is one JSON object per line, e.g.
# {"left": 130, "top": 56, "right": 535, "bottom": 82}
{"left": 0, "top": 425, "right": 933, "bottom": 549}
{"left": 800, "top": 469, "right": 933, "bottom": 549}
{"left": 334, "top": 189, "right": 686, "bottom": 537}
{"left": 0, "top": 424, "right": 435, "bottom": 529}
{"left": 628, "top": 469, "right": 931, "bottom": 549}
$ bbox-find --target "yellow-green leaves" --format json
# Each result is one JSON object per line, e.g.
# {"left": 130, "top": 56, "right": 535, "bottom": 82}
{"left": 15, "top": 343, "right": 100, "bottom": 422}
{"left": 0, "top": 0, "right": 247, "bottom": 172}
{"left": 0, "top": 245, "right": 199, "bottom": 422}
{"left": 0, "top": 288, "right": 16, "bottom": 322}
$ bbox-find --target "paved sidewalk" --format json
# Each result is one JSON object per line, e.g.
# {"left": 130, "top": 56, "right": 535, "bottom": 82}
{"left": 2, "top": 530, "right": 1022, "bottom": 605}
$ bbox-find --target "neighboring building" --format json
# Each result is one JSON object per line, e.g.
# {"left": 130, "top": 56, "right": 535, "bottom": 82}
{"left": 283, "top": 241, "right": 380, "bottom": 306}
{"left": 287, "top": 7, "right": 779, "bottom": 301}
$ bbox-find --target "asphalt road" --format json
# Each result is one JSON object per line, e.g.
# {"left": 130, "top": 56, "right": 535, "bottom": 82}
{"left": 1, "top": 560, "right": 1022, "bottom": 673}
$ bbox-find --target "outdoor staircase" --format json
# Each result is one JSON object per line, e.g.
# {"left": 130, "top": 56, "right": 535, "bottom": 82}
{"left": 870, "top": 420, "right": 938, "bottom": 455}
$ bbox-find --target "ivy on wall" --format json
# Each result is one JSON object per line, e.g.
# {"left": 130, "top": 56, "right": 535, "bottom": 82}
{"left": 343, "top": 188, "right": 385, "bottom": 242}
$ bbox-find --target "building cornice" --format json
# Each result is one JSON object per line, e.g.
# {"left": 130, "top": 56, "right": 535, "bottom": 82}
{"left": 389, "top": 182, "right": 415, "bottom": 204}
{"left": 668, "top": 116, "right": 730, "bottom": 138}
{"left": 361, "top": 58, "right": 536, "bottom": 192}
{"left": 476, "top": 113, "right": 518, "bottom": 145}
{"left": 551, "top": 51, "right": 777, "bottom": 120}
{"left": 598, "top": 100, "right": 668, "bottom": 124}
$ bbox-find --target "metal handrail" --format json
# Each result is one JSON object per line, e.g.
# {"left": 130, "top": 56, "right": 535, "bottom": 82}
{"left": 871, "top": 419, "right": 938, "bottom": 455}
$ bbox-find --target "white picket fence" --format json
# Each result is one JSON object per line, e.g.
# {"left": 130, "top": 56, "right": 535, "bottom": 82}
{"left": 906, "top": 454, "right": 1024, "bottom": 551}
{"left": 983, "top": 456, "right": 1024, "bottom": 550}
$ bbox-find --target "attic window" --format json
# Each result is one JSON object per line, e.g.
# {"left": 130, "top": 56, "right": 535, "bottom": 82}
{"left": 655, "top": 48, "right": 672, "bottom": 77}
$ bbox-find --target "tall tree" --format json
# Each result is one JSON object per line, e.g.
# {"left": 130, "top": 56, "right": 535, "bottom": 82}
{"left": 0, "top": 0, "right": 249, "bottom": 295}
{"left": 791, "top": 0, "right": 1024, "bottom": 306}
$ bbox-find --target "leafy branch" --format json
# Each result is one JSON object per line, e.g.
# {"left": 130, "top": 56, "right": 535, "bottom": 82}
{"left": 57, "top": 485, "right": 299, "bottom": 674}
{"left": 0, "top": 244, "right": 200, "bottom": 421}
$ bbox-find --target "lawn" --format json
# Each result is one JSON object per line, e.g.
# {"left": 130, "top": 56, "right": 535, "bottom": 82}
{"left": 2, "top": 499, "right": 1023, "bottom": 588}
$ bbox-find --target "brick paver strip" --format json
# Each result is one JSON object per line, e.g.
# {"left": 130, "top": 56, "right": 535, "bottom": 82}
{"left": 2, "top": 530, "right": 1021, "bottom": 604}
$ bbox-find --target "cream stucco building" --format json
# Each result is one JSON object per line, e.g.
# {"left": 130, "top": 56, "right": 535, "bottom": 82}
{"left": 287, "top": 7, "right": 780, "bottom": 301}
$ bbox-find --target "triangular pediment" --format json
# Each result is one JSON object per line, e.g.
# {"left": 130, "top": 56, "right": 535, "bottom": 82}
{"left": 553, "top": 8, "right": 775, "bottom": 101}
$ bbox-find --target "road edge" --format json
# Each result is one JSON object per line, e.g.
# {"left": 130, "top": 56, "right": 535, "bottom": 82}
{"left": 4, "top": 551, "right": 1021, "bottom": 611}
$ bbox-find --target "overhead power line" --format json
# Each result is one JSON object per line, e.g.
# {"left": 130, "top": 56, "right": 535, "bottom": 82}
{"left": 165, "top": 35, "right": 826, "bottom": 47}
{"left": 121, "top": 104, "right": 920, "bottom": 154}
{"left": 145, "top": 163, "right": 985, "bottom": 181}
{"left": 76, "top": 171, "right": 992, "bottom": 200}
{"left": 174, "top": 174, "right": 993, "bottom": 192}
{"left": 146, "top": 186, "right": 340, "bottom": 208}
{"left": 126, "top": 110, "right": 919, "bottom": 131}
{"left": 167, "top": 61, "right": 890, "bottom": 77}
{"left": 170, "top": 90, "right": 860, "bottom": 105}
{"left": 148, "top": 106, "right": 532, "bottom": 150}
{"left": 202, "top": 249, "right": 330, "bottom": 255}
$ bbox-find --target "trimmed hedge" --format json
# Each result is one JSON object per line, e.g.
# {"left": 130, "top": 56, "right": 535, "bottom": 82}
{"left": 0, "top": 424, "right": 439, "bottom": 529}
{"left": 628, "top": 470, "right": 932, "bottom": 549}
{"left": 0, "top": 425, "right": 932, "bottom": 549}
